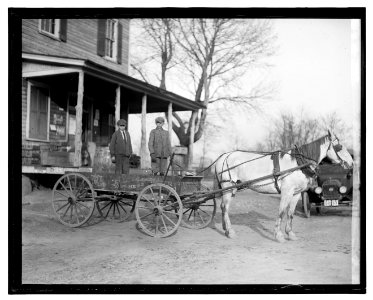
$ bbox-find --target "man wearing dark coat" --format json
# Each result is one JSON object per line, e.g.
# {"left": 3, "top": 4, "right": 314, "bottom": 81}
{"left": 110, "top": 119, "right": 133, "bottom": 174}
{"left": 148, "top": 116, "right": 172, "bottom": 175}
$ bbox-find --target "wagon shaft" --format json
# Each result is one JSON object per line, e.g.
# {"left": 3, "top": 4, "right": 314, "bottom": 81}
{"left": 184, "top": 162, "right": 313, "bottom": 202}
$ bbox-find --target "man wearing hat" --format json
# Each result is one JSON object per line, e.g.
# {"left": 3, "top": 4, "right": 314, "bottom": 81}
{"left": 148, "top": 116, "right": 172, "bottom": 175}
{"left": 109, "top": 119, "right": 133, "bottom": 174}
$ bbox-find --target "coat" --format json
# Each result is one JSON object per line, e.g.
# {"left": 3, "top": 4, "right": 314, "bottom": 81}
{"left": 109, "top": 129, "right": 132, "bottom": 157}
{"left": 148, "top": 128, "right": 172, "bottom": 158}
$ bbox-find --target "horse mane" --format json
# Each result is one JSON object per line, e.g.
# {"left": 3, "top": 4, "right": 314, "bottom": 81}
{"left": 290, "top": 135, "right": 329, "bottom": 164}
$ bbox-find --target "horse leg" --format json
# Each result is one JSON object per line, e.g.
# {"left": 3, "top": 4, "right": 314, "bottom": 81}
{"left": 285, "top": 193, "right": 301, "bottom": 241}
{"left": 274, "top": 193, "right": 291, "bottom": 243}
{"left": 220, "top": 184, "right": 236, "bottom": 238}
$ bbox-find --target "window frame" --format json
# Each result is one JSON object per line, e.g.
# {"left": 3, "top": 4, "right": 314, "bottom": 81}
{"left": 104, "top": 19, "right": 118, "bottom": 62}
{"left": 39, "top": 19, "right": 61, "bottom": 40}
{"left": 26, "top": 81, "right": 51, "bottom": 142}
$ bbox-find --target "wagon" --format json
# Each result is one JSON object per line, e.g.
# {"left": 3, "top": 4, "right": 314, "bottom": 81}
{"left": 51, "top": 150, "right": 316, "bottom": 237}
{"left": 51, "top": 161, "right": 217, "bottom": 238}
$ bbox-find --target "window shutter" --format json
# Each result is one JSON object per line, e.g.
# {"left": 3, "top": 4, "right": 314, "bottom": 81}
{"left": 117, "top": 22, "right": 123, "bottom": 64}
{"left": 60, "top": 19, "right": 67, "bottom": 42}
{"left": 97, "top": 19, "right": 106, "bottom": 57}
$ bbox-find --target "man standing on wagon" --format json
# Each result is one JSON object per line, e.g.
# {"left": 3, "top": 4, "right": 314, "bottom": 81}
{"left": 148, "top": 116, "right": 172, "bottom": 176}
{"left": 110, "top": 119, "right": 133, "bottom": 175}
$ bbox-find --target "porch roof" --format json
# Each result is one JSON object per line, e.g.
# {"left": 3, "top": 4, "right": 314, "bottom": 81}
{"left": 22, "top": 53, "right": 206, "bottom": 113}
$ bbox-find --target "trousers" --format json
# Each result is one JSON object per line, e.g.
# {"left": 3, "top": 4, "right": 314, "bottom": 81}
{"left": 115, "top": 155, "right": 130, "bottom": 175}
{"left": 151, "top": 157, "right": 168, "bottom": 174}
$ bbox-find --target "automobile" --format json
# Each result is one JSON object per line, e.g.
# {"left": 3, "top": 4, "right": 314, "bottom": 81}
{"left": 302, "top": 159, "right": 353, "bottom": 217}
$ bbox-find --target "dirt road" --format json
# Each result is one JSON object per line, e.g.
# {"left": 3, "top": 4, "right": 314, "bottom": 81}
{"left": 22, "top": 187, "right": 355, "bottom": 285}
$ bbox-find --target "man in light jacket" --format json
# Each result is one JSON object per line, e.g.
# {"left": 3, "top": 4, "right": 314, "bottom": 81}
{"left": 110, "top": 119, "right": 133, "bottom": 174}
{"left": 148, "top": 117, "right": 172, "bottom": 175}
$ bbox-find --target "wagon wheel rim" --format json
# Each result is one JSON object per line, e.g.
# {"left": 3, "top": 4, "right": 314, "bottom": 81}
{"left": 180, "top": 185, "right": 217, "bottom": 229}
{"left": 96, "top": 197, "right": 135, "bottom": 222}
{"left": 52, "top": 173, "right": 95, "bottom": 227}
{"left": 135, "top": 183, "right": 182, "bottom": 238}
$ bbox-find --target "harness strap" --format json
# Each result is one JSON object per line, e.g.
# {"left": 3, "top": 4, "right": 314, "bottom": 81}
{"left": 271, "top": 151, "right": 281, "bottom": 194}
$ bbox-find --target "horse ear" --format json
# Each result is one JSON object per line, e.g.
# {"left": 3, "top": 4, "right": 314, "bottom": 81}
{"left": 328, "top": 129, "right": 332, "bottom": 139}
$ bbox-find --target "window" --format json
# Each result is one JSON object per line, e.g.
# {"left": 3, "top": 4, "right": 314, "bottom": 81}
{"left": 27, "top": 83, "right": 50, "bottom": 141}
{"left": 39, "top": 19, "right": 67, "bottom": 41}
{"left": 97, "top": 19, "right": 122, "bottom": 64}
{"left": 105, "top": 19, "right": 118, "bottom": 60}
{"left": 39, "top": 19, "right": 60, "bottom": 38}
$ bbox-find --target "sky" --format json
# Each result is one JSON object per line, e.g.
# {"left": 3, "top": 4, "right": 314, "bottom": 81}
{"left": 240, "top": 18, "right": 359, "bottom": 149}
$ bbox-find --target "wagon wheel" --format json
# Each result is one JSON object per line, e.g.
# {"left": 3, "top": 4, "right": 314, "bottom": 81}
{"left": 96, "top": 196, "right": 135, "bottom": 222}
{"left": 135, "top": 183, "right": 183, "bottom": 238}
{"left": 302, "top": 192, "right": 311, "bottom": 218}
{"left": 180, "top": 185, "right": 217, "bottom": 229}
{"left": 52, "top": 173, "right": 96, "bottom": 227}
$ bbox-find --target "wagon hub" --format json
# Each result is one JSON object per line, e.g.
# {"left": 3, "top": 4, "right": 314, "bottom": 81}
{"left": 68, "top": 196, "right": 76, "bottom": 204}
{"left": 154, "top": 206, "right": 163, "bottom": 216}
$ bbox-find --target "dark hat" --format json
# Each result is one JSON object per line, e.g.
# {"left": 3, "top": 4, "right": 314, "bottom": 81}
{"left": 155, "top": 117, "right": 165, "bottom": 124}
{"left": 117, "top": 119, "right": 127, "bottom": 126}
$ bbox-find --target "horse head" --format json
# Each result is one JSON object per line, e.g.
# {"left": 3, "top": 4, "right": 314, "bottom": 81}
{"left": 325, "top": 130, "right": 354, "bottom": 169}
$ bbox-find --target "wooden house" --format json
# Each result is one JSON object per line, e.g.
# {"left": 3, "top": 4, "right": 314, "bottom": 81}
{"left": 21, "top": 18, "right": 204, "bottom": 175}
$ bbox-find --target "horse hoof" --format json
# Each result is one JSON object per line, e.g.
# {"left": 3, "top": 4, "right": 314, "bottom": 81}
{"left": 275, "top": 232, "right": 286, "bottom": 243}
{"left": 287, "top": 232, "right": 298, "bottom": 241}
{"left": 225, "top": 230, "right": 236, "bottom": 239}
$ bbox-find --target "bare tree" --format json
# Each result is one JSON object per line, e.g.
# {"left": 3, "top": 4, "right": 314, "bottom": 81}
{"left": 263, "top": 110, "right": 352, "bottom": 151}
{"left": 264, "top": 112, "right": 323, "bottom": 151}
{"left": 130, "top": 18, "right": 277, "bottom": 166}
{"left": 130, "top": 19, "right": 177, "bottom": 89}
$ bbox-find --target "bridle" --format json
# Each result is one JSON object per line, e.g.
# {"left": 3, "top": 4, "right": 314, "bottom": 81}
{"left": 328, "top": 136, "right": 352, "bottom": 169}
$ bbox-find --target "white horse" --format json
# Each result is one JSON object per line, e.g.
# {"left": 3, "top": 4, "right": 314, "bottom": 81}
{"left": 214, "top": 131, "right": 354, "bottom": 243}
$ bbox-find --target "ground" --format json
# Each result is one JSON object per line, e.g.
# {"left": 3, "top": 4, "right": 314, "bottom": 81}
{"left": 21, "top": 186, "right": 356, "bottom": 285}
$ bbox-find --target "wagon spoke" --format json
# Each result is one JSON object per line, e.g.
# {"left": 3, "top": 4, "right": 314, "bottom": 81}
{"left": 55, "top": 202, "right": 69, "bottom": 213}
{"left": 187, "top": 208, "right": 193, "bottom": 221}
{"left": 197, "top": 207, "right": 211, "bottom": 216}
{"left": 136, "top": 205, "right": 154, "bottom": 211}
{"left": 149, "top": 187, "right": 156, "bottom": 201}
{"left": 161, "top": 212, "right": 176, "bottom": 227}
{"left": 182, "top": 208, "right": 192, "bottom": 215}
{"left": 99, "top": 201, "right": 112, "bottom": 211}
{"left": 139, "top": 210, "right": 155, "bottom": 219}
{"left": 160, "top": 215, "right": 168, "bottom": 234}
{"left": 54, "top": 190, "right": 69, "bottom": 198}
{"left": 76, "top": 201, "right": 90, "bottom": 210}
{"left": 59, "top": 182, "right": 74, "bottom": 198}
{"left": 198, "top": 204, "right": 215, "bottom": 207}
{"left": 197, "top": 211, "right": 206, "bottom": 224}
{"left": 155, "top": 216, "right": 159, "bottom": 236}
{"left": 140, "top": 195, "right": 156, "bottom": 208}
{"left": 104, "top": 202, "right": 115, "bottom": 219}
{"left": 74, "top": 205, "right": 80, "bottom": 223}
{"left": 53, "top": 198, "right": 70, "bottom": 202}
{"left": 117, "top": 201, "right": 128, "bottom": 214}
{"left": 162, "top": 210, "right": 179, "bottom": 216}
{"left": 62, "top": 203, "right": 72, "bottom": 218}
{"left": 66, "top": 175, "right": 73, "bottom": 193}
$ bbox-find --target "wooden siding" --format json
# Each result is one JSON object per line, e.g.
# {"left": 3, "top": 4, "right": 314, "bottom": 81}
{"left": 22, "top": 19, "right": 130, "bottom": 75}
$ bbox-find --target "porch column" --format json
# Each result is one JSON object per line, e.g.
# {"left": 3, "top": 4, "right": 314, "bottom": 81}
{"left": 74, "top": 71, "right": 84, "bottom": 167}
{"left": 140, "top": 94, "right": 150, "bottom": 168}
{"left": 167, "top": 102, "right": 173, "bottom": 148}
{"left": 187, "top": 110, "right": 197, "bottom": 170}
{"left": 115, "top": 85, "right": 121, "bottom": 130}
